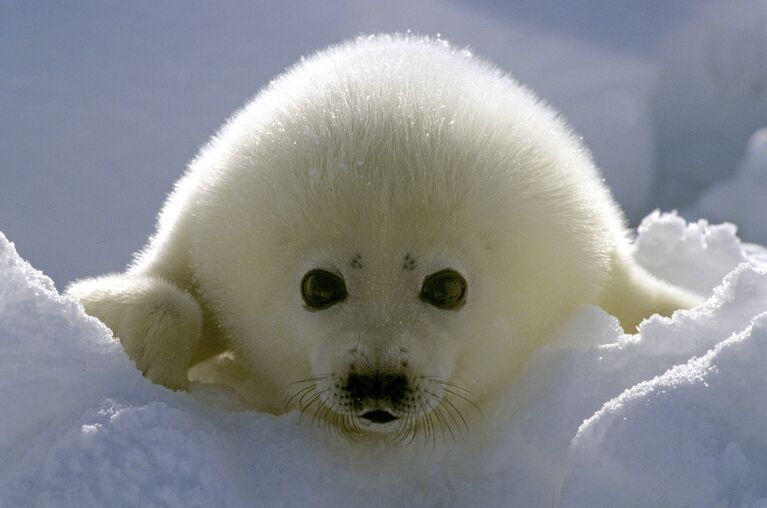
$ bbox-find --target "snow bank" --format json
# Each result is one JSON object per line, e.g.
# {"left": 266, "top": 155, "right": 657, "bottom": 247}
{"left": 564, "top": 305, "right": 767, "bottom": 507}
{"left": 2, "top": 212, "right": 767, "bottom": 507}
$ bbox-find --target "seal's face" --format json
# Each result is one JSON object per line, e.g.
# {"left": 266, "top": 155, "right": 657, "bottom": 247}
{"left": 291, "top": 249, "right": 476, "bottom": 437}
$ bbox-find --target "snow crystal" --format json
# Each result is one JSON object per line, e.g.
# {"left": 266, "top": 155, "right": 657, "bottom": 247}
{"left": 2, "top": 211, "right": 767, "bottom": 507}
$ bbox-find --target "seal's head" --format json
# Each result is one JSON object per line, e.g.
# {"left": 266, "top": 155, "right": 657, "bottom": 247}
{"left": 189, "top": 35, "right": 621, "bottom": 437}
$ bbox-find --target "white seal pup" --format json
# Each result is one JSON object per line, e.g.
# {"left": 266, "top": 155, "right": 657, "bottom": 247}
{"left": 67, "top": 35, "right": 698, "bottom": 437}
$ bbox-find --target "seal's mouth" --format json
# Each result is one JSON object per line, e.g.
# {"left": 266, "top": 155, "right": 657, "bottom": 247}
{"left": 360, "top": 410, "right": 398, "bottom": 424}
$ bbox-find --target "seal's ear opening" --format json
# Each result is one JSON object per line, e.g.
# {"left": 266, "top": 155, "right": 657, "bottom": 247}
{"left": 419, "top": 269, "right": 467, "bottom": 309}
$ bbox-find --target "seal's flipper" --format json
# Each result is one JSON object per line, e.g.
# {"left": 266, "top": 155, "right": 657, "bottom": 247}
{"left": 67, "top": 274, "right": 203, "bottom": 389}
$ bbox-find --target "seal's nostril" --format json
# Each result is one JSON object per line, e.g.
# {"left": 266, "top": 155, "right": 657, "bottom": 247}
{"left": 345, "top": 372, "right": 408, "bottom": 404}
{"left": 345, "top": 372, "right": 370, "bottom": 401}
{"left": 379, "top": 373, "right": 407, "bottom": 401}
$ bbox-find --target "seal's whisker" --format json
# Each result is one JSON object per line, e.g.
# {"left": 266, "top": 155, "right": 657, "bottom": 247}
{"left": 442, "top": 388, "right": 482, "bottom": 415}
{"left": 337, "top": 411, "right": 347, "bottom": 435}
{"left": 439, "top": 396, "right": 464, "bottom": 439}
{"left": 299, "top": 386, "right": 328, "bottom": 411}
{"left": 426, "top": 406, "right": 438, "bottom": 449}
{"left": 340, "top": 412, "right": 352, "bottom": 437}
{"left": 299, "top": 388, "right": 329, "bottom": 418}
{"left": 325, "top": 410, "right": 339, "bottom": 438}
{"left": 299, "top": 392, "right": 321, "bottom": 413}
{"left": 284, "top": 384, "right": 316, "bottom": 410}
{"left": 393, "top": 421, "right": 410, "bottom": 445}
{"left": 432, "top": 403, "right": 454, "bottom": 443}
{"left": 416, "top": 408, "right": 428, "bottom": 446}
{"left": 443, "top": 405, "right": 458, "bottom": 443}
{"left": 414, "top": 401, "right": 433, "bottom": 448}
{"left": 397, "top": 409, "right": 412, "bottom": 437}
{"left": 392, "top": 416, "right": 405, "bottom": 441}
{"left": 312, "top": 400, "right": 331, "bottom": 432}
{"left": 405, "top": 417, "right": 419, "bottom": 446}
{"left": 398, "top": 412, "right": 419, "bottom": 446}
{"left": 332, "top": 412, "right": 343, "bottom": 438}
{"left": 286, "top": 375, "right": 330, "bottom": 387}
{"left": 423, "top": 388, "right": 468, "bottom": 438}
{"left": 326, "top": 408, "right": 341, "bottom": 438}
{"left": 392, "top": 414, "right": 412, "bottom": 445}
{"left": 349, "top": 413, "right": 362, "bottom": 437}
{"left": 440, "top": 394, "right": 470, "bottom": 434}
{"left": 298, "top": 397, "right": 321, "bottom": 424}
{"left": 427, "top": 377, "right": 475, "bottom": 395}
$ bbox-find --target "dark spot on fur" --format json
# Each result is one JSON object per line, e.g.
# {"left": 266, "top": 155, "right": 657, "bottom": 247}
{"left": 403, "top": 253, "right": 417, "bottom": 270}
{"left": 350, "top": 254, "right": 363, "bottom": 269}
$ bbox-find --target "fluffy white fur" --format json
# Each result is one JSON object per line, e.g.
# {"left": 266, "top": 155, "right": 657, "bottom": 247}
{"left": 68, "top": 35, "right": 697, "bottom": 432}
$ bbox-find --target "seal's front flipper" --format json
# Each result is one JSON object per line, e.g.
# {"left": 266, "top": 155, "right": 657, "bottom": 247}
{"left": 66, "top": 274, "right": 202, "bottom": 390}
{"left": 599, "top": 252, "right": 702, "bottom": 332}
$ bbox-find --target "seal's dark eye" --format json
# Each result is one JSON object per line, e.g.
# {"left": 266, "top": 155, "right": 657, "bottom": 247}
{"left": 419, "top": 269, "right": 467, "bottom": 310}
{"left": 301, "top": 269, "right": 348, "bottom": 310}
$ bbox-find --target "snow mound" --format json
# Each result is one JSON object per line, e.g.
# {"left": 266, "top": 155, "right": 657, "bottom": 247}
{"left": 634, "top": 210, "right": 750, "bottom": 295}
{"left": 565, "top": 306, "right": 767, "bottom": 507}
{"left": 2, "top": 212, "right": 767, "bottom": 507}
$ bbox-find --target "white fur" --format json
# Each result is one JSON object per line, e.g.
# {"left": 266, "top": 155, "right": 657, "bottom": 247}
{"left": 68, "top": 35, "right": 698, "bottom": 430}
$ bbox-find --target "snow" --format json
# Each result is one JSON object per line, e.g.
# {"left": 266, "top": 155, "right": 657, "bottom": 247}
{"left": 2, "top": 212, "right": 767, "bottom": 507}
{"left": 633, "top": 210, "right": 749, "bottom": 295}
{"left": 564, "top": 309, "right": 767, "bottom": 507}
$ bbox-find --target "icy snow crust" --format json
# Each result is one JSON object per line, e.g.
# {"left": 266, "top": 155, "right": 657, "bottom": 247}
{"left": 2, "top": 213, "right": 767, "bottom": 507}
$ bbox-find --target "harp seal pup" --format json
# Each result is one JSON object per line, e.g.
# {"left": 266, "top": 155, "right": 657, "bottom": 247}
{"left": 67, "top": 35, "right": 698, "bottom": 434}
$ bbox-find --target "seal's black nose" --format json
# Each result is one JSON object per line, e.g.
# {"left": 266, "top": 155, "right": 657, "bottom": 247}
{"left": 345, "top": 372, "right": 408, "bottom": 406}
